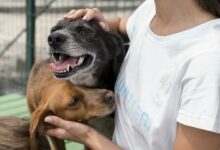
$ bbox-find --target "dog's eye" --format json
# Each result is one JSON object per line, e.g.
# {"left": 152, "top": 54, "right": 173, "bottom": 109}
{"left": 75, "top": 25, "right": 96, "bottom": 42}
{"left": 69, "top": 95, "right": 82, "bottom": 107}
{"left": 75, "top": 24, "right": 94, "bottom": 34}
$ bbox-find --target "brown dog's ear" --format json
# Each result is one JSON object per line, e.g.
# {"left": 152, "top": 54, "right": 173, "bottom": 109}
{"left": 30, "top": 104, "right": 49, "bottom": 150}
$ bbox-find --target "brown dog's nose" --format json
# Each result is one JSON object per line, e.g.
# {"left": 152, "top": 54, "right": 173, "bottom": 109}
{"left": 104, "top": 91, "right": 115, "bottom": 104}
{"left": 48, "top": 32, "right": 66, "bottom": 48}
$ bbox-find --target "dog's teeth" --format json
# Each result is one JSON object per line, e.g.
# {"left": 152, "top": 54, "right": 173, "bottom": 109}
{"left": 77, "top": 56, "right": 84, "bottom": 66}
{"left": 67, "top": 64, "right": 70, "bottom": 72}
{"left": 52, "top": 54, "right": 55, "bottom": 61}
{"left": 59, "top": 55, "right": 63, "bottom": 60}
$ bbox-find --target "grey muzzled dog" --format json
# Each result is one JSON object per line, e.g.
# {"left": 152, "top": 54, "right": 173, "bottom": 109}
{"left": 48, "top": 18, "right": 126, "bottom": 140}
{"left": 48, "top": 18, "right": 125, "bottom": 90}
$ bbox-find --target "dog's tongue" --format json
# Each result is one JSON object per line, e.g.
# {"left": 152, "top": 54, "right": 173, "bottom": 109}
{"left": 50, "top": 57, "right": 78, "bottom": 72}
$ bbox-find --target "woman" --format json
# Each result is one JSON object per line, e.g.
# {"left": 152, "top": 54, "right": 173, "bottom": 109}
{"left": 44, "top": 0, "right": 220, "bottom": 149}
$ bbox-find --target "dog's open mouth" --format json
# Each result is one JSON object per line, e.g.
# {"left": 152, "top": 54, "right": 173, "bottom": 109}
{"left": 50, "top": 52, "right": 93, "bottom": 78}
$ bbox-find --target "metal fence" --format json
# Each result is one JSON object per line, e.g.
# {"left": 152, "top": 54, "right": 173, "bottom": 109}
{"left": 0, "top": 0, "right": 143, "bottom": 95}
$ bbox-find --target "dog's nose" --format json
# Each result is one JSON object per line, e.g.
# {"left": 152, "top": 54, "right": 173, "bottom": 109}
{"left": 48, "top": 32, "right": 66, "bottom": 48}
{"left": 104, "top": 91, "right": 115, "bottom": 104}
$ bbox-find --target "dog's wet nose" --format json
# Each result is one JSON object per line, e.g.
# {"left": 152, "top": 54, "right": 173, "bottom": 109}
{"left": 104, "top": 91, "right": 115, "bottom": 104}
{"left": 48, "top": 32, "right": 66, "bottom": 48}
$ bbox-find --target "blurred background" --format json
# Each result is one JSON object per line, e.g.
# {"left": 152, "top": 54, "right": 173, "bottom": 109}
{"left": 0, "top": 0, "right": 143, "bottom": 95}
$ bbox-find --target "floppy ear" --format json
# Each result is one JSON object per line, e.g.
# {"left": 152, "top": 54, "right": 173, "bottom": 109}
{"left": 102, "top": 31, "right": 126, "bottom": 61}
{"left": 29, "top": 103, "right": 49, "bottom": 150}
{"left": 106, "top": 32, "right": 127, "bottom": 76}
{"left": 88, "top": 19, "right": 126, "bottom": 61}
{"left": 111, "top": 32, "right": 126, "bottom": 63}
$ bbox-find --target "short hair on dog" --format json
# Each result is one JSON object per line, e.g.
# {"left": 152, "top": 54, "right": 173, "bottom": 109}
{"left": 0, "top": 116, "right": 50, "bottom": 150}
{"left": 48, "top": 18, "right": 126, "bottom": 90}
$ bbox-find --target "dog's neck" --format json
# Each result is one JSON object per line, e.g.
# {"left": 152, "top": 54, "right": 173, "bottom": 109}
{"left": 69, "top": 61, "right": 116, "bottom": 90}
{"left": 69, "top": 73, "right": 98, "bottom": 87}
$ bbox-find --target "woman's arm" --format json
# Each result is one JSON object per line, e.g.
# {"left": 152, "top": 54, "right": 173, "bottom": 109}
{"left": 174, "top": 124, "right": 220, "bottom": 150}
{"left": 106, "top": 16, "right": 129, "bottom": 42}
{"left": 44, "top": 116, "right": 123, "bottom": 150}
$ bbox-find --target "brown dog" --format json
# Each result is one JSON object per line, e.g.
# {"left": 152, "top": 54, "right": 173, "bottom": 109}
{"left": 0, "top": 116, "right": 50, "bottom": 150}
{"left": 26, "top": 59, "right": 115, "bottom": 150}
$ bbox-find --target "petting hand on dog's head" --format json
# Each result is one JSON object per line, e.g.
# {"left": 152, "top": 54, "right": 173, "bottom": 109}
{"left": 64, "top": 8, "right": 109, "bottom": 31}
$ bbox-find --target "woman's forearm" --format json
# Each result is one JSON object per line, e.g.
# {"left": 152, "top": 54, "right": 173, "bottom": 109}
{"left": 107, "top": 16, "right": 129, "bottom": 42}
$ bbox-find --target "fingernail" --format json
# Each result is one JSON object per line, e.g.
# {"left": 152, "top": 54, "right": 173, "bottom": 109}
{"left": 68, "top": 15, "right": 76, "bottom": 20}
{"left": 99, "top": 22, "right": 107, "bottom": 30}
{"left": 82, "top": 16, "right": 87, "bottom": 20}
{"left": 44, "top": 116, "right": 52, "bottom": 122}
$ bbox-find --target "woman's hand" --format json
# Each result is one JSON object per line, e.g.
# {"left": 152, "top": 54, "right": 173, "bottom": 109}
{"left": 63, "top": 8, "right": 128, "bottom": 40}
{"left": 44, "top": 116, "right": 123, "bottom": 150}
{"left": 44, "top": 116, "right": 94, "bottom": 145}
{"left": 64, "top": 8, "right": 109, "bottom": 31}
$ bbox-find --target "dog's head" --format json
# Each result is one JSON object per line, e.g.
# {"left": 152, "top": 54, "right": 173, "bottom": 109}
{"left": 29, "top": 81, "right": 115, "bottom": 149}
{"left": 48, "top": 18, "right": 124, "bottom": 86}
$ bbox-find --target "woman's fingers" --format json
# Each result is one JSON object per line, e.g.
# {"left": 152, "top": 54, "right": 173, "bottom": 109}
{"left": 83, "top": 8, "right": 109, "bottom": 30}
{"left": 44, "top": 116, "right": 73, "bottom": 140}
{"left": 64, "top": 9, "right": 76, "bottom": 18}
{"left": 44, "top": 116, "right": 93, "bottom": 143}
{"left": 44, "top": 116, "right": 69, "bottom": 129}
{"left": 44, "top": 116, "right": 78, "bottom": 140}
{"left": 82, "top": 8, "right": 101, "bottom": 20}
{"left": 82, "top": 9, "right": 96, "bottom": 20}
{"left": 99, "top": 21, "right": 109, "bottom": 31}
{"left": 64, "top": 9, "right": 88, "bottom": 20}
{"left": 46, "top": 127, "right": 72, "bottom": 140}
{"left": 63, "top": 8, "right": 109, "bottom": 31}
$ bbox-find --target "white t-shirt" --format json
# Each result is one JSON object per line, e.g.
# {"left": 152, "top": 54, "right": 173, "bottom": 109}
{"left": 113, "top": 0, "right": 220, "bottom": 150}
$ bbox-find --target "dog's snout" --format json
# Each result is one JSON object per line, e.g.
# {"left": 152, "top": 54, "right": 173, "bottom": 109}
{"left": 104, "top": 91, "right": 115, "bottom": 104}
{"left": 48, "top": 32, "right": 66, "bottom": 48}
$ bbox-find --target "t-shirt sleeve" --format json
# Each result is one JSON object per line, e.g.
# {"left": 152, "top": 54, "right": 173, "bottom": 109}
{"left": 177, "top": 52, "right": 220, "bottom": 133}
{"left": 126, "top": 0, "right": 153, "bottom": 40}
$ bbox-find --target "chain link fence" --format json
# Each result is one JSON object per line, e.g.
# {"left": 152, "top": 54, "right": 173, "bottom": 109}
{"left": 0, "top": 0, "right": 143, "bottom": 95}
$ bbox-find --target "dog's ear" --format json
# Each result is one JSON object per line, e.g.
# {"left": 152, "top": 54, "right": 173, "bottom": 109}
{"left": 105, "top": 32, "right": 126, "bottom": 62}
{"left": 29, "top": 103, "right": 49, "bottom": 150}
{"left": 88, "top": 19, "right": 126, "bottom": 62}
{"left": 102, "top": 32, "right": 127, "bottom": 77}
{"left": 111, "top": 32, "right": 126, "bottom": 63}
